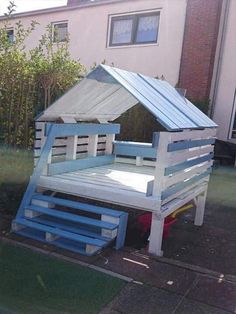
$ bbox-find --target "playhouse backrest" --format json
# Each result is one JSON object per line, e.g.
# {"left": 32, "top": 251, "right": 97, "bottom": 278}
{"left": 34, "top": 122, "right": 120, "bottom": 175}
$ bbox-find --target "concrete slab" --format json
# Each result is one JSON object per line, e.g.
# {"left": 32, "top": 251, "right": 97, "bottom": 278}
{"left": 93, "top": 249, "right": 197, "bottom": 295}
{"left": 99, "top": 283, "right": 182, "bottom": 314}
{"left": 175, "top": 298, "right": 232, "bottom": 314}
{"left": 187, "top": 276, "right": 236, "bottom": 312}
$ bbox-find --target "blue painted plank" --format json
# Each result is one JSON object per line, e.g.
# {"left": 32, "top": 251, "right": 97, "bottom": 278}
{"left": 32, "top": 216, "right": 112, "bottom": 241}
{"left": 48, "top": 155, "right": 115, "bottom": 175}
{"left": 115, "top": 213, "right": 128, "bottom": 250}
{"left": 27, "top": 205, "right": 118, "bottom": 230}
{"left": 14, "top": 218, "right": 107, "bottom": 247}
{"left": 168, "top": 138, "right": 215, "bottom": 152}
{"left": 14, "top": 228, "right": 92, "bottom": 256}
{"left": 165, "top": 153, "right": 213, "bottom": 175}
{"left": 16, "top": 125, "right": 55, "bottom": 219}
{"left": 32, "top": 194, "right": 124, "bottom": 217}
{"left": 161, "top": 169, "right": 211, "bottom": 200}
{"left": 152, "top": 132, "right": 160, "bottom": 148}
{"left": 45, "top": 123, "right": 120, "bottom": 137}
{"left": 113, "top": 142, "right": 157, "bottom": 158}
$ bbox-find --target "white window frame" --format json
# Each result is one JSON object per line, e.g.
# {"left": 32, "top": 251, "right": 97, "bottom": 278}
{"left": 107, "top": 10, "right": 160, "bottom": 48}
{"left": 6, "top": 28, "right": 14, "bottom": 43}
{"left": 52, "top": 21, "right": 68, "bottom": 43}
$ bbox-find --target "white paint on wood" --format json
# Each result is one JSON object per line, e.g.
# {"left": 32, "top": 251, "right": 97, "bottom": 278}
{"left": 161, "top": 176, "right": 210, "bottom": 205}
{"left": 160, "top": 184, "right": 208, "bottom": 218}
{"left": 194, "top": 189, "right": 207, "bottom": 226}
{"left": 152, "top": 132, "right": 171, "bottom": 197}
{"left": 66, "top": 136, "right": 78, "bottom": 160}
{"left": 11, "top": 222, "right": 25, "bottom": 232}
{"left": 86, "top": 244, "right": 100, "bottom": 255}
{"left": 32, "top": 199, "right": 54, "bottom": 208}
{"left": 136, "top": 156, "right": 144, "bottom": 166}
{"left": 115, "top": 157, "right": 155, "bottom": 167}
{"left": 167, "top": 145, "right": 214, "bottom": 166}
{"left": 169, "top": 128, "right": 217, "bottom": 142}
{"left": 105, "top": 134, "right": 115, "bottom": 154}
{"left": 38, "top": 175, "right": 160, "bottom": 211}
{"left": 87, "top": 134, "right": 98, "bottom": 157}
{"left": 60, "top": 116, "right": 77, "bottom": 123}
{"left": 45, "top": 232, "right": 59, "bottom": 242}
{"left": 163, "top": 160, "right": 213, "bottom": 188}
{"left": 148, "top": 212, "right": 164, "bottom": 256}
{"left": 24, "top": 209, "right": 41, "bottom": 218}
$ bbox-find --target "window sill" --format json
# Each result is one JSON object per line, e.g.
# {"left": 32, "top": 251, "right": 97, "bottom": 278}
{"left": 106, "top": 42, "right": 159, "bottom": 49}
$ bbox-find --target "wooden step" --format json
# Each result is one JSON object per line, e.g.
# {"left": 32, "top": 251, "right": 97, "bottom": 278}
{"left": 12, "top": 218, "right": 108, "bottom": 247}
{"left": 32, "top": 194, "right": 123, "bottom": 217}
{"left": 26, "top": 204, "right": 118, "bottom": 230}
{"left": 31, "top": 215, "right": 116, "bottom": 241}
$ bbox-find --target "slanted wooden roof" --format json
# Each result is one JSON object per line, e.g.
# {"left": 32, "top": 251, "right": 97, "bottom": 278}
{"left": 37, "top": 65, "right": 217, "bottom": 131}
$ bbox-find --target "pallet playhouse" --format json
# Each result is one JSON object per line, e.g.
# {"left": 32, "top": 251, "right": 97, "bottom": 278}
{"left": 12, "top": 65, "right": 217, "bottom": 256}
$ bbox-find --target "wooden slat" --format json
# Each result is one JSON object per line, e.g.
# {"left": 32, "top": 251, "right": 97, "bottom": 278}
{"left": 167, "top": 145, "right": 214, "bottom": 165}
{"left": 34, "top": 143, "right": 106, "bottom": 157}
{"left": 162, "top": 169, "right": 211, "bottom": 201}
{"left": 48, "top": 155, "right": 115, "bottom": 175}
{"left": 165, "top": 153, "right": 213, "bottom": 175}
{"left": 160, "top": 184, "right": 208, "bottom": 218}
{"left": 168, "top": 138, "right": 215, "bottom": 152}
{"left": 32, "top": 194, "right": 124, "bottom": 217}
{"left": 45, "top": 123, "right": 120, "bottom": 137}
{"left": 169, "top": 128, "right": 217, "bottom": 142}
{"left": 163, "top": 160, "right": 213, "bottom": 188}
{"left": 115, "top": 157, "right": 155, "bottom": 167}
{"left": 38, "top": 175, "right": 160, "bottom": 211}
{"left": 114, "top": 141, "right": 156, "bottom": 158}
{"left": 35, "top": 136, "right": 106, "bottom": 149}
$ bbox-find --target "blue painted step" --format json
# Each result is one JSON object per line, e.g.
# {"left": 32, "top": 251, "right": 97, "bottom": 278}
{"left": 30, "top": 215, "right": 113, "bottom": 241}
{"left": 26, "top": 204, "right": 118, "bottom": 230}
{"left": 14, "top": 228, "right": 96, "bottom": 256}
{"left": 13, "top": 218, "right": 107, "bottom": 247}
{"left": 32, "top": 194, "right": 123, "bottom": 217}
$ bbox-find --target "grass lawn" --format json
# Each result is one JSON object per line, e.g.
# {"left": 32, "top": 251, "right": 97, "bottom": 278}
{"left": 0, "top": 147, "right": 33, "bottom": 215}
{"left": 0, "top": 242, "right": 125, "bottom": 314}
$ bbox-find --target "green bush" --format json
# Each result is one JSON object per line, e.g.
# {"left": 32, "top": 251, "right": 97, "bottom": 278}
{"left": 0, "top": 3, "right": 85, "bottom": 148}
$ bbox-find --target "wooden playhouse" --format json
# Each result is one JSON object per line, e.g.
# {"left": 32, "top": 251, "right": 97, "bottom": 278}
{"left": 12, "top": 65, "right": 217, "bottom": 256}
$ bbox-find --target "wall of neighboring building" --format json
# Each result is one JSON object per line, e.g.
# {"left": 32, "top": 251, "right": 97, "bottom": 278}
{"left": 1, "top": 0, "right": 187, "bottom": 86}
{"left": 178, "top": 0, "right": 223, "bottom": 101}
{"left": 212, "top": 0, "right": 236, "bottom": 142}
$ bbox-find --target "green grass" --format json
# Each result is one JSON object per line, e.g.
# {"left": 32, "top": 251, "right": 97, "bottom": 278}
{"left": 207, "top": 166, "right": 236, "bottom": 207}
{"left": 0, "top": 243, "right": 125, "bottom": 314}
{"left": 0, "top": 147, "right": 33, "bottom": 215}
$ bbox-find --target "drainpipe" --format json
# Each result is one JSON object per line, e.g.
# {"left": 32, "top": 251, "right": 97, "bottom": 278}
{"left": 209, "top": 0, "right": 230, "bottom": 118}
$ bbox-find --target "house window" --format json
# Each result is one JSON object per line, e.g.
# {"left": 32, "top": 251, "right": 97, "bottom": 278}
{"left": 109, "top": 12, "right": 160, "bottom": 47}
{"left": 52, "top": 22, "right": 68, "bottom": 42}
{"left": 7, "top": 29, "right": 14, "bottom": 43}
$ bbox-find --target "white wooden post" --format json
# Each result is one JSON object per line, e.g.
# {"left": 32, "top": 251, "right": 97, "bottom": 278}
{"left": 66, "top": 136, "right": 77, "bottom": 160}
{"left": 194, "top": 189, "right": 207, "bottom": 226}
{"left": 136, "top": 156, "right": 143, "bottom": 166}
{"left": 105, "top": 134, "right": 115, "bottom": 155}
{"left": 148, "top": 212, "right": 164, "bottom": 256}
{"left": 148, "top": 132, "right": 170, "bottom": 256}
{"left": 42, "top": 148, "right": 52, "bottom": 176}
{"left": 87, "top": 134, "right": 98, "bottom": 157}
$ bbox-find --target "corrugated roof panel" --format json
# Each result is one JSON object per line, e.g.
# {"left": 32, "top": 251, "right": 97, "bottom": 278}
{"left": 38, "top": 64, "right": 217, "bottom": 130}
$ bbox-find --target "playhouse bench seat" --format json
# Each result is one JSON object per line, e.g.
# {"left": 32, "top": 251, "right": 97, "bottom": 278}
{"left": 38, "top": 163, "right": 159, "bottom": 210}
